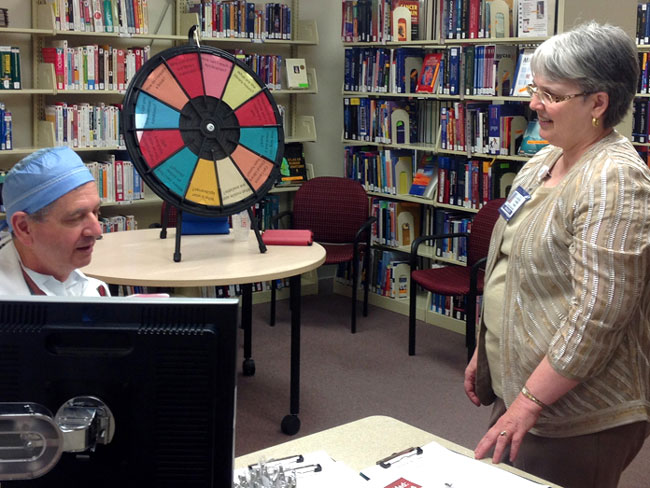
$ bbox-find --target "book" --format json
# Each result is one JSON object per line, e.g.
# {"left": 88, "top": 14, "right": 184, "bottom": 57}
{"left": 492, "top": 44, "right": 517, "bottom": 96}
{"left": 409, "top": 154, "right": 437, "bottom": 199}
{"left": 415, "top": 52, "right": 443, "bottom": 93}
{"left": 510, "top": 47, "right": 534, "bottom": 97}
{"left": 392, "top": 0, "right": 419, "bottom": 41}
{"left": 284, "top": 58, "right": 308, "bottom": 89}
{"left": 279, "top": 142, "right": 307, "bottom": 184}
{"left": 517, "top": 0, "right": 555, "bottom": 37}
{"left": 518, "top": 119, "right": 549, "bottom": 156}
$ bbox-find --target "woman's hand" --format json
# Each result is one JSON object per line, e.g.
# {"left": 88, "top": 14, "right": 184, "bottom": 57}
{"left": 474, "top": 393, "right": 543, "bottom": 464}
{"left": 464, "top": 348, "right": 481, "bottom": 406}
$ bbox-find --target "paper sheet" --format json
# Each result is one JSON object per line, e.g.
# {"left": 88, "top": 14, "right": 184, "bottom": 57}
{"left": 359, "top": 441, "right": 551, "bottom": 488}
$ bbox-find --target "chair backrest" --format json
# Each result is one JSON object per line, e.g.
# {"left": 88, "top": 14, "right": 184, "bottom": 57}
{"left": 467, "top": 198, "right": 505, "bottom": 266}
{"left": 292, "top": 177, "right": 369, "bottom": 243}
{"left": 161, "top": 201, "right": 178, "bottom": 227}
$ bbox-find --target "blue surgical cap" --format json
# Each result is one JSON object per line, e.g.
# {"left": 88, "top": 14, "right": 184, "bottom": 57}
{"left": 1, "top": 147, "right": 94, "bottom": 233}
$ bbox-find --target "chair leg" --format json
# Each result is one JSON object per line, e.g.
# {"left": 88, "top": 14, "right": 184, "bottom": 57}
{"left": 408, "top": 278, "right": 417, "bottom": 356}
{"left": 466, "top": 293, "right": 477, "bottom": 363}
{"left": 351, "top": 259, "right": 358, "bottom": 334}
{"left": 269, "top": 280, "right": 276, "bottom": 326}
{"left": 362, "top": 249, "right": 370, "bottom": 317}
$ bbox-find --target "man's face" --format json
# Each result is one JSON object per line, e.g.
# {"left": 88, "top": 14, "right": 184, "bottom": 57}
{"left": 27, "top": 182, "right": 102, "bottom": 281}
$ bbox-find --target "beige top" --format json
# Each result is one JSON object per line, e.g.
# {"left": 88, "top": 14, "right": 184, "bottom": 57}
{"left": 483, "top": 185, "right": 553, "bottom": 398}
{"left": 82, "top": 228, "right": 326, "bottom": 286}
{"left": 477, "top": 131, "right": 650, "bottom": 437}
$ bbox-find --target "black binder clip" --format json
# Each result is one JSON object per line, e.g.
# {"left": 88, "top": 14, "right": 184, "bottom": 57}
{"left": 377, "top": 446, "right": 423, "bottom": 468}
{"left": 249, "top": 453, "right": 304, "bottom": 470}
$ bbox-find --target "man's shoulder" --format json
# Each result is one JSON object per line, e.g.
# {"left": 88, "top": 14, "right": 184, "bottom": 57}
{"left": 0, "top": 240, "right": 31, "bottom": 296}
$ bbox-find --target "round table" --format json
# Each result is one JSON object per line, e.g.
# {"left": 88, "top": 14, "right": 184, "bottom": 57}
{"left": 83, "top": 228, "right": 326, "bottom": 434}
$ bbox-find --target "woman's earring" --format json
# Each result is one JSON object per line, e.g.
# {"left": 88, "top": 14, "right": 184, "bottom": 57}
{"left": 592, "top": 117, "right": 600, "bottom": 127}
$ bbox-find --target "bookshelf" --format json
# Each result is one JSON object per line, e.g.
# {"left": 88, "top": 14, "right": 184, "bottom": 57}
{"left": 337, "top": 0, "right": 638, "bottom": 337}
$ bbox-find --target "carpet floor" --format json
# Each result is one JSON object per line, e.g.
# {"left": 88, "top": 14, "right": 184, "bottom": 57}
{"left": 234, "top": 291, "right": 649, "bottom": 487}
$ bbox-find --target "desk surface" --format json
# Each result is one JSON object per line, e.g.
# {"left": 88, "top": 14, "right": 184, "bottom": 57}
{"left": 83, "top": 228, "right": 326, "bottom": 286}
{"left": 235, "top": 416, "right": 561, "bottom": 487}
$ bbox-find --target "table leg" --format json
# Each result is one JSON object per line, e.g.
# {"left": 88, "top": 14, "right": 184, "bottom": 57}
{"left": 281, "top": 274, "right": 301, "bottom": 435}
{"left": 241, "top": 283, "right": 255, "bottom": 376}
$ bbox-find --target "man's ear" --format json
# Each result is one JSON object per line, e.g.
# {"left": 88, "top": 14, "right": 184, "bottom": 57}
{"left": 11, "top": 212, "right": 36, "bottom": 246}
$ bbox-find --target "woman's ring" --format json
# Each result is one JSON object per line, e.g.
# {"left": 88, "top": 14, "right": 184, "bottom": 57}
{"left": 499, "top": 430, "right": 508, "bottom": 437}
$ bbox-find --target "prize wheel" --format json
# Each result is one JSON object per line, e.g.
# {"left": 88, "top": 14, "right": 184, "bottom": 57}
{"left": 121, "top": 41, "right": 284, "bottom": 217}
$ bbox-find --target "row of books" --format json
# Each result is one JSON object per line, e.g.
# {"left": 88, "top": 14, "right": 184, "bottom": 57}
{"left": 252, "top": 195, "right": 280, "bottom": 231}
{"left": 42, "top": 42, "right": 150, "bottom": 91}
{"left": 0, "top": 103, "right": 13, "bottom": 151}
{"left": 429, "top": 291, "right": 480, "bottom": 323}
{"left": 100, "top": 214, "right": 137, "bottom": 233}
{"left": 44, "top": 102, "right": 123, "bottom": 148}
{"left": 441, "top": 0, "right": 555, "bottom": 40}
{"left": 344, "top": 147, "right": 415, "bottom": 196}
{"left": 341, "top": 0, "right": 437, "bottom": 43}
{"left": 186, "top": 1, "right": 292, "bottom": 40}
{"left": 632, "top": 98, "right": 650, "bottom": 144}
{"left": 0, "top": 46, "right": 21, "bottom": 90}
{"left": 85, "top": 158, "right": 145, "bottom": 204}
{"left": 44, "top": 0, "right": 149, "bottom": 34}
{"left": 343, "top": 97, "right": 422, "bottom": 144}
{"left": 341, "top": 0, "right": 555, "bottom": 44}
{"left": 638, "top": 52, "right": 650, "bottom": 96}
{"left": 440, "top": 101, "right": 528, "bottom": 156}
{"left": 235, "top": 52, "right": 284, "bottom": 90}
{"left": 197, "top": 278, "right": 291, "bottom": 299}
{"left": 344, "top": 44, "right": 533, "bottom": 99}
{"left": 367, "top": 249, "right": 410, "bottom": 299}
{"left": 370, "top": 197, "right": 422, "bottom": 248}
{"left": 637, "top": 3, "right": 650, "bottom": 45}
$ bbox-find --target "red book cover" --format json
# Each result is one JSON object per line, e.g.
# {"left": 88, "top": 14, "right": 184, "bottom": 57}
{"left": 116, "top": 48, "right": 125, "bottom": 90}
{"left": 415, "top": 52, "right": 443, "bottom": 93}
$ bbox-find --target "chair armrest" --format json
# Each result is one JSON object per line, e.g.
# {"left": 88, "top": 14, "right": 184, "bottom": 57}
{"left": 409, "top": 232, "right": 469, "bottom": 269}
{"left": 271, "top": 210, "right": 292, "bottom": 229}
{"left": 469, "top": 256, "right": 487, "bottom": 293}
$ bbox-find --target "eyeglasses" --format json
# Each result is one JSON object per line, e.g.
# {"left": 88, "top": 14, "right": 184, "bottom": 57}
{"left": 526, "top": 83, "right": 591, "bottom": 105}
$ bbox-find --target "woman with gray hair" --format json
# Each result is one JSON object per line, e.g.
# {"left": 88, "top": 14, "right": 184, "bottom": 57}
{"left": 464, "top": 22, "right": 650, "bottom": 487}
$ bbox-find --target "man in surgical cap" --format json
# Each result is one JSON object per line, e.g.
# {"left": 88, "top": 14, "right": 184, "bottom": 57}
{"left": 0, "top": 147, "right": 109, "bottom": 296}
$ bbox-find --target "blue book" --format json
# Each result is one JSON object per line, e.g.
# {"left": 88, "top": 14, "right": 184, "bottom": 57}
{"left": 488, "top": 103, "right": 524, "bottom": 155}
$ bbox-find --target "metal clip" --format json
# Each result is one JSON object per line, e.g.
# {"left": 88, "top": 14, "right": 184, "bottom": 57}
{"left": 376, "top": 446, "right": 423, "bottom": 468}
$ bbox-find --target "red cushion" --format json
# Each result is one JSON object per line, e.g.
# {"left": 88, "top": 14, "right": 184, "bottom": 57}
{"left": 322, "top": 243, "right": 355, "bottom": 264}
{"left": 412, "top": 266, "right": 485, "bottom": 295}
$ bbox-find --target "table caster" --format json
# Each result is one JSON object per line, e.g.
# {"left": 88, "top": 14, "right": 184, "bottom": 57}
{"left": 242, "top": 358, "right": 255, "bottom": 376}
{"left": 281, "top": 414, "right": 301, "bottom": 435}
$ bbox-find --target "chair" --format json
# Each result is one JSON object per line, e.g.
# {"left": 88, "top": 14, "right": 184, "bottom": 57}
{"left": 271, "top": 177, "right": 377, "bottom": 333}
{"left": 408, "top": 198, "right": 505, "bottom": 361}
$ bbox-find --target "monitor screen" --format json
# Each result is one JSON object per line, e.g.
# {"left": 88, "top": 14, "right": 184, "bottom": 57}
{"left": 0, "top": 295, "right": 239, "bottom": 487}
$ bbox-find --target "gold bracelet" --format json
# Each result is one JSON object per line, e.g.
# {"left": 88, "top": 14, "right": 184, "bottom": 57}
{"left": 521, "top": 384, "right": 547, "bottom": 409}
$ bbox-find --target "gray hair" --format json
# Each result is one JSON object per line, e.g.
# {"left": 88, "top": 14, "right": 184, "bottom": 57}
{"left": 531, "top": 21, "right": 639, "bottom": 128}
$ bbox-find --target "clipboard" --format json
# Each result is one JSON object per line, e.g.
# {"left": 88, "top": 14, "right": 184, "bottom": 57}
{"left": 359, "top": 441, "right": 552, "bottom": 488}
{"left": 234, "top": 450, "right": 364, "bottom": 488}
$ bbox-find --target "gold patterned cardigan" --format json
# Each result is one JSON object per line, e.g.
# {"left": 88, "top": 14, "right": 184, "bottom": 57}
{"left": 476, "top": 131, "right": 650, "bottom": 438}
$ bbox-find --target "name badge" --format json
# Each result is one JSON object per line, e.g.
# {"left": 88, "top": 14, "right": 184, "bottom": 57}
{"left": 499, "top": 186, "right": 531, "bottom": 221}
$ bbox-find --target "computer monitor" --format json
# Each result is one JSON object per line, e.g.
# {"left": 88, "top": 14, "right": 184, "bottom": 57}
{"left": 0, "top": 295, "right": 239, "bottom": 487}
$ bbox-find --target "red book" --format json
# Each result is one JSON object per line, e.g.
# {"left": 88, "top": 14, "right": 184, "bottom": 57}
{"left": 415, "top": 52, "right": 443, "bottom": 93}
{"left": 116, "top": 49, "right": 125, "bottom": 90}
{"left": 42, "top": 47, "right": 65, "bottom": 90}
